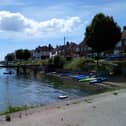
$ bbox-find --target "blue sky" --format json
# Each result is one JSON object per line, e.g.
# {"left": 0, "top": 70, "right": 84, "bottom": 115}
{"left": 0, "top": 0, "right": 126, "bottom": 60}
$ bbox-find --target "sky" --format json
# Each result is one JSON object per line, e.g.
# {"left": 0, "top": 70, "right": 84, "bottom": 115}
{"left": 0, "top": 0, "right": 126, "bottom": 60}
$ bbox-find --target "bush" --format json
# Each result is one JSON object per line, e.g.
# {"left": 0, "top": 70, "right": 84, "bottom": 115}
{"left": 64, "top": 57, "right": 96, "bottom": 71}
{"left": 54, "top": 56, "right": 65, "bottom": 68}
{"left": 48, "top": 56, "right": 66, "bottom": 69}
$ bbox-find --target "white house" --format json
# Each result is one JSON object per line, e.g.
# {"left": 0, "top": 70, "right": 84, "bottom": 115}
{"left": 32, "top": 46, "right": 54, "bottom": 60}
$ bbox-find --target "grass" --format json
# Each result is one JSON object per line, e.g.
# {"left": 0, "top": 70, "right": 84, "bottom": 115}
{"left": 15, "top": 59, "right": 48, "bottom": 65}
{"left": 64, "top": 57, "right": 115, "bottom": 74}
{"left": 0, "top": 105, "right": 33, "bottom": 115}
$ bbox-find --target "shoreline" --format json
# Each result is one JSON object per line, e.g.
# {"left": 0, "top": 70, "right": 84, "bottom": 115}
{"left": 0, "top": 89, "right": 125, "bottom": 123}
{"left": 0, "top": 71, "right": 125, "bottom": 120}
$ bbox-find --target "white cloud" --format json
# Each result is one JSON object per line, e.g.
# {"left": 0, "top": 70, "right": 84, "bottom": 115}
{"left": 0, "top": 11, "right": 81, "bottom": 37}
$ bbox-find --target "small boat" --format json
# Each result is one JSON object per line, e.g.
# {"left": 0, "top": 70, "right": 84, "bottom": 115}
{"left": 79, "top": 77, "right": 96, "bottom": 82}
{"left": 90, "top": 79, "right": 102, "bottom": 84}
{"left": 73, "top": 74, "right": 89, "bottom": 80}
{"left": 58, "top": 95, "right": 68, "bottom": 99}
{"left": 3, "top": 71, "right": 14, "bottom": 75}
{"left": 62, "top": 73, "right": 72, "bottom": 76}
{"left": 74, "top": 76, "right": 89, "bottom": 80}
{"left": 96, "top": 77, "right": 108, "bottom": 81}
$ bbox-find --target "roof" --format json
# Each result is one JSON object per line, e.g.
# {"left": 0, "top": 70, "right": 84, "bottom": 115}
{"left": 35, "top": 46, "right": 53, "bottom": 52}
{"left": 79, "top": 40, "right": 87, "bottom": 47}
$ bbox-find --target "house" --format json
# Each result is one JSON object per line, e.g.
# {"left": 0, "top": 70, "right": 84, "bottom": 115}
{"left": 113, "top": 26, "right": 126, "bottom": 55}
{"left": 32, "top": 45, "right": 54, "bottom": 60}
{"left": 113, "top": 41, "right": 122, "bottom": 55}
{"left": 65, "top": 42, "right": 80, "bottom": 57}
{"left": 79, "top": 41, "right": 96, "bottom": 57}
{"left": 80, "top": 40, "right": 122, "bottom": 58}
{"left": 56, "top": 42, "right": 80, "bottom": 57}
{"left": 121, "top": 26, "right": 126, "bottom": 52}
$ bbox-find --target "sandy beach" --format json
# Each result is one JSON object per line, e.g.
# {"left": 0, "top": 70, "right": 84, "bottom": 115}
{"left": 0, "top": 89, "right": 126, "bottom": 126}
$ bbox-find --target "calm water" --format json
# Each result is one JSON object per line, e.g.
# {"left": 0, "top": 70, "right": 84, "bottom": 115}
{"left": 0, "top": 68, "right": 92, "bottom": 112}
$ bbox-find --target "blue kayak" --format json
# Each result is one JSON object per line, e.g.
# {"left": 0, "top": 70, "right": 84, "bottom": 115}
{"left": 62, "top": 73, "right": 72, "bottom": 76}
{"left": 74, "top": 76, "right": 89, "bottom": 80}
{"left": 96, "top": 77, "right": 108, "bottom": 81}
{"left": 73, "top": 74, "right": 90, "bottom": 80}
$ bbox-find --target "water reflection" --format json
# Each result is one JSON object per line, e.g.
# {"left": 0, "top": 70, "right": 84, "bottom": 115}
{"left": 0, "top": 68, "right": 92, "bottom": 112}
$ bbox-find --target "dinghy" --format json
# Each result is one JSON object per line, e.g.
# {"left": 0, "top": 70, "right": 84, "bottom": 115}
{"left": 58, "top": 95, "right": 68, "bottom": 99}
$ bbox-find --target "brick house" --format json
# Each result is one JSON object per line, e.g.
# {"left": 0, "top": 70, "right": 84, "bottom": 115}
{"left": 56, "top": 42, "right": 80, "bottom": 57}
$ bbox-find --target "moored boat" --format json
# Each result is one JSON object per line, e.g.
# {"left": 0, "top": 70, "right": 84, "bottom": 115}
{"left": 79, "top": 77, "right": 96, "bottom": 82}
{"left": 58, "top": 95, "right": 68, "bottom": 99}
{"left": 3, "top": 71, "right": 14, "bottom": 75}
{"left": 90, "top": 79, "right": 102, "bottom": 84}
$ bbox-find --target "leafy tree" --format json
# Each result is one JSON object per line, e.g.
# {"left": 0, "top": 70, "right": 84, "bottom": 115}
{"left": 66, "top": 41, "right": 70, "bottom": 46}
{"left": 5, "top": 53, "right": 15, "bottom": 61}
{"left": 84, "top": 13, "right": 121, "bottom": 64}
{"left": 23, "top": 49, "right": 31, "bottom": 60}
{"left": 15, "top": 49, "right": 24, "bottom": 60}
{"left": 48, "top": 43, "right": 53, "bottom": 51}
{"left": 15, "top": 49, "right": 31, "bottom": 60}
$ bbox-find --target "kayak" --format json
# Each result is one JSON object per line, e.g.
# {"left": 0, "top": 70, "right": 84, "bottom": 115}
{"left": 73, "top": 74, "right": 90, "bottom": 80}
{"left": 74, "top": 75, "right": 89, "bottom": 80}
{"left": 62, "top": 73, "right": 72, "bottom": 76}
{"left": 79, "top": 77, "right": 96, "bottom": 82}
{"left": 96, "top": 77, "right": 108, "bottom": 81}
{"left": 90, "top": 79, "right": 102, "bottom": 84}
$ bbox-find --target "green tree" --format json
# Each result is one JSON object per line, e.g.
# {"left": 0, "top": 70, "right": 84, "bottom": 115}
{"left": 23, "top": 49, "right": 31, "bottom": 60}
{"left": 48, "top": 43, "right": 53, "bottom": 51}
{"left": 84, "top": 13, "right": 121, "bottom": 64}
{"left": 5, "top": 53, "right": 15, "bottom": 62}
{"left": 15, "top": 49, "right": 31, "bottom": 60}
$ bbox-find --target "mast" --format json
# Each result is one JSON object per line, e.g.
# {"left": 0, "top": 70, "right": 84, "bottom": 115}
{"left": 64, "top": 36, "right": 66, "bottom": 46}
{"left": 64, "top": 36, "right": 66, "bottom": 57}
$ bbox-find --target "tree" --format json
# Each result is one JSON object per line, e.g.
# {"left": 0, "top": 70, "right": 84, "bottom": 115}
{"left": 15, "top": 49, "right": 31, "bottom": 60}
{"left": 5, "top": 53, "right": 15, "bottom": 62}
{"left": 84, "top": 13, "right": 121, "bottom": 64}
{"left": 23, "top": 49, "right": 31, "bottom": 60}
{"left": 48, "top": 43, "right": 53, "bottom": 51}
